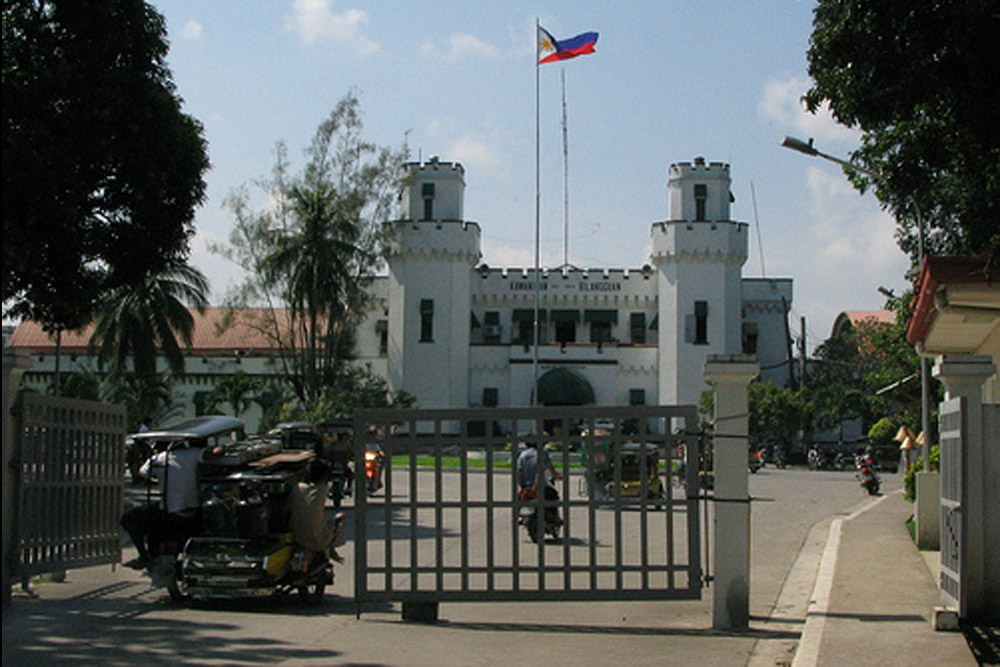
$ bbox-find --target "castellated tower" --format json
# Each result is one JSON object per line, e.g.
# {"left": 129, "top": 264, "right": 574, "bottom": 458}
{"left": 651, "top": 158, "right": 749, "bottom": 407}
{"left": 386, "top": 157, "right": 481, "bottom": 409}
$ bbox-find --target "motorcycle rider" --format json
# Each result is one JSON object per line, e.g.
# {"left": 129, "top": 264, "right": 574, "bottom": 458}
{"left": 323, "top": 427, "right": 354, "bottom": 496}
{"left": 516, "top": 439, "right": 563, "bottom": 527}
{"left": 771, "top": 442, "right": 786, "bottom": 468}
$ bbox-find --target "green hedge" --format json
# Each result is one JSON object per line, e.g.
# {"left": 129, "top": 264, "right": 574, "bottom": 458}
{"left": 903, "top": 445, "right": 940, "bottom": 501}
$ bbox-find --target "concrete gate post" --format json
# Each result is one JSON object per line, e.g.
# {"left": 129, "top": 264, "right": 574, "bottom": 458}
{"left": 3, "top": 349, "right": 31, "bottom": 607}
{"left": 932, "top": 354, "right": 995, "bottom": 620}
{"left": 704, "top": 354, "right": 758, "bottom": 632}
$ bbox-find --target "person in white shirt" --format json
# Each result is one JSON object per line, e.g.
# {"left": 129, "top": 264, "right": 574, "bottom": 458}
{"left": 121, "top": 442, "right": 205, "bottom": 569}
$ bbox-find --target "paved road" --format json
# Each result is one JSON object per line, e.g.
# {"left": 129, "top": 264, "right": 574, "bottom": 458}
{"left": 3, "top": 465, "right": 908, "bottom": 666}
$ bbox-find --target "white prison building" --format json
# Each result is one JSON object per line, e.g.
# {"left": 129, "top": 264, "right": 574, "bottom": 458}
{"left": 9, "top": 156, "right": 793, "bottom": 433}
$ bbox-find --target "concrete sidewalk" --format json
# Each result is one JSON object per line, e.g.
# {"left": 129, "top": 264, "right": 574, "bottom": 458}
{"left": 2, "top": 490, "right": 983, "bottom": 666}
{"left": 793, "top": 491, "right": 977, "bottom": 666}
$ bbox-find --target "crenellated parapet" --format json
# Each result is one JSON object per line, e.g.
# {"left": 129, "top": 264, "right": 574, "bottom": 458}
{"left": 741, "top": 278, "right": 793, "bottom": 313}
{"left": 400, "top": 156, "right": 466, "bottom": 222}
{"left": 385, "top": 219, "right": 482, "bottom": 264}
{"left": 470, "top": 264, "right": 657, "bottom": 304}
{"left": 667, "top": 157, "right": 733, "bottom": 222}
{"left": 649, "top": 219, "right": 749, "bottom": 265}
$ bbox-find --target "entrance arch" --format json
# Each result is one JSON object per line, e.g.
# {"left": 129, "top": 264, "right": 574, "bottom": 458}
{"left": 535, "top": 367, "right": 595, "bottom": 406}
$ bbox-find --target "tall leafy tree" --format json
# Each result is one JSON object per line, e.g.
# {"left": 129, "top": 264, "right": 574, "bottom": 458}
{"left": 90, "top": 258, "right": 209, "bottom": 383}
{"left": 851, "top": 300, "right": 924, "bottom": 429}
{"left": 215, "top": 92, "right": 408, "bottom": 407}
{"left": 203, "top": 371, "right": 264, "bottom": 418}
{"left": 804, "top": 0, "right": 1000, "bottom": 260}
{"left": 748, "top": 382, "right": 805, "bottom": 450}
{"left": 807, "top": 326, "right": 869, "bottom": 444}
{"left": 103, "top": 371, "right": 180, "bottom": 432}
{"left": 2, "top": 0, "right": 209, "bottom": 329}
{"left": 805, "top": 306, "right": 935, "bottom": 445}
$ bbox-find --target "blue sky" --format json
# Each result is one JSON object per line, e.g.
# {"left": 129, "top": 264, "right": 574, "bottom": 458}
{"left": 156, "top": 0, "right": 910, "bottom": 353}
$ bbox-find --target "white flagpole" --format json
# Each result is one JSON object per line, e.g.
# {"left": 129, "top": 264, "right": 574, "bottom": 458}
{"left": 561, "top": 68, "right": 570, "bottom": 268}
{"left": 532, "top": 20, "right": 541, "bottom": 407}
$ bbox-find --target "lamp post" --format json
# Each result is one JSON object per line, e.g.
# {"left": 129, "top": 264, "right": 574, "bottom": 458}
{"left": 780, "top": 135, "right": 931, "bottom": 473}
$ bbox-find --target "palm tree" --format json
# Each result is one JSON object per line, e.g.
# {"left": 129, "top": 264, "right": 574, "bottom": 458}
{"left": 203, "top": 370, "right": 263, "bottom": 418}
{"left": 216, "top": 92, "right": 406, "bottom": 409}
{"left": 263, "top": 183, "right": 369, "bottom": 403}
{"left": 91, "top": 258, "right": 209, "bottom": 386}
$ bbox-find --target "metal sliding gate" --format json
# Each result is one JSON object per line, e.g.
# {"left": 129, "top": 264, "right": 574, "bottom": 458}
{"left": 938, "top": 397, "right": 964, "bottom": 610}
{"left": 9, "top": 392, "right": 127, "bottom": 578}
{"left": 353, "top": 405, "right": 703, "bottom": 609}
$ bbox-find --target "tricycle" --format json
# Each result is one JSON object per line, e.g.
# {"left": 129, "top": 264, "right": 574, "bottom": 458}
{"left": 580, "top": 440, "right": 666, "bottom": 503}
{"left": 126, "top": 423, "right": 337, "bottom": 604}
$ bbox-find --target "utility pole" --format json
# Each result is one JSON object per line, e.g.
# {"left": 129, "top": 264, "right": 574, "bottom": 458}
{"left": 782, "top": 297, "right": 794, "bottom": 388}
{"left": 799, "top": 316, "right": 807, "bottom": 389}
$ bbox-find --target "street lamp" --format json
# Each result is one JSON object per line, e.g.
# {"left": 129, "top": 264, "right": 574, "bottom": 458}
{"left": 780, "top": 135, "right": 931, "bottom": 472}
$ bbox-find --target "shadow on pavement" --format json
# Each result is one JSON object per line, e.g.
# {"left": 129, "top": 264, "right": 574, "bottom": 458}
{"left": 962, "top": 622, "right": 1000, "bottom": 665}
{"left": 2, "top": 579, "right": 361, "bottom": 665}
{"left": 372, "top": 618, "right": 801, "bottom": 640}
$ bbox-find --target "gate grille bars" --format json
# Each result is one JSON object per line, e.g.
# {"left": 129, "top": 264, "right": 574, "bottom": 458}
{"left": 353, "top": 405, "right": 702, "bottom": 608}
{"left": 9, "top": 393, "right": 126, "bottom": 579}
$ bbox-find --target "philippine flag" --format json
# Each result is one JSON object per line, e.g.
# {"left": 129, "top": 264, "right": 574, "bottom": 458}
{"left": 537, "top": 25, "right": 599, "bottom": 65}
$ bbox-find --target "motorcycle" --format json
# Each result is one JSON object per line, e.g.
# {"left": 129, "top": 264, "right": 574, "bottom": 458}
{"left": 832, "top": 450, "right": 854, "bottom": 471}
{"left": 315, "top": 420, "right": 354, "bottom": 507}
{"left": 856, "top": 453, "right": 881, "bottom": 495}
{"left": 770, "top": 444, "right": 786, "bottom": 469}
{"left": 364, "top": 444, "right": 385, "bottom": 495}
{"left": 748, "top": 448, "right": 764, "bottom": 473}
{"left": 518, "top": 487, "right": 562, "bottom": 543}
{"left": 328, "top": 461, "right": 352, "bottom": 508}
{"left": 807, "top": 447, "right": 826, "bottom": 471}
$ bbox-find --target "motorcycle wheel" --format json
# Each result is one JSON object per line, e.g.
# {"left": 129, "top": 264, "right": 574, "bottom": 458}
{"left": 165, "top": 566, "right": 189, "bottom": 604}
{"left": 525, "top": 515, "right": 540, "bottom": 543}
{"left": 329, "top": 480, "right": 344, "bottom": 508}
{"left": 298, "top": 581, "right": 326, "bottom": 605}
{"left": 166, "top": 579, "right": 188, "bottom": 603}
{"left": 150, "top": 554, "right": 188, "bottom": 603}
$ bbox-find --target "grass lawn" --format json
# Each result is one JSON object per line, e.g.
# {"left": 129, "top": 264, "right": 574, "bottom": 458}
{"left": 389, "top": 454, "right": 590, "bottom": 470}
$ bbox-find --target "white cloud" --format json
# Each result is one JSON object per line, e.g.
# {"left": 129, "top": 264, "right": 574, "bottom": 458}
{"left": 180, "top": 20, "right": 203, "bottom": 42}
{"left": 418, "top": 39, "right": 436, "bottom": 57}
{"left": 421, "top": 32, "right": 510, "bottom": 61}
{"left": 443, "top": 33, "right": 502, "bottom": 60}
{"left": 804, "top": 166, "right": 907, "bottom": 276}
{"left": 286, "top": 0, "right": 378, "bottom": 54}
{"left": 447, "top": 135, "right": 502, "bottom": 171}
{"left": 759, "top": 76, "right": 858, "bottom": 144}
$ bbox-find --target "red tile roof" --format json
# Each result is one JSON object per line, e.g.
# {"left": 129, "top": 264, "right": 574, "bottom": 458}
{"left": 831, "top": 310, "right": 894, "bottom": 338}
{"left": 907, "top": 253, "right": 1000, "bottom": 346}
{"left": 843, "top": 310, "right": 894, "bottom": 326}
{"left": 7, "top": 308, "right": 287, "bottom": 355}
